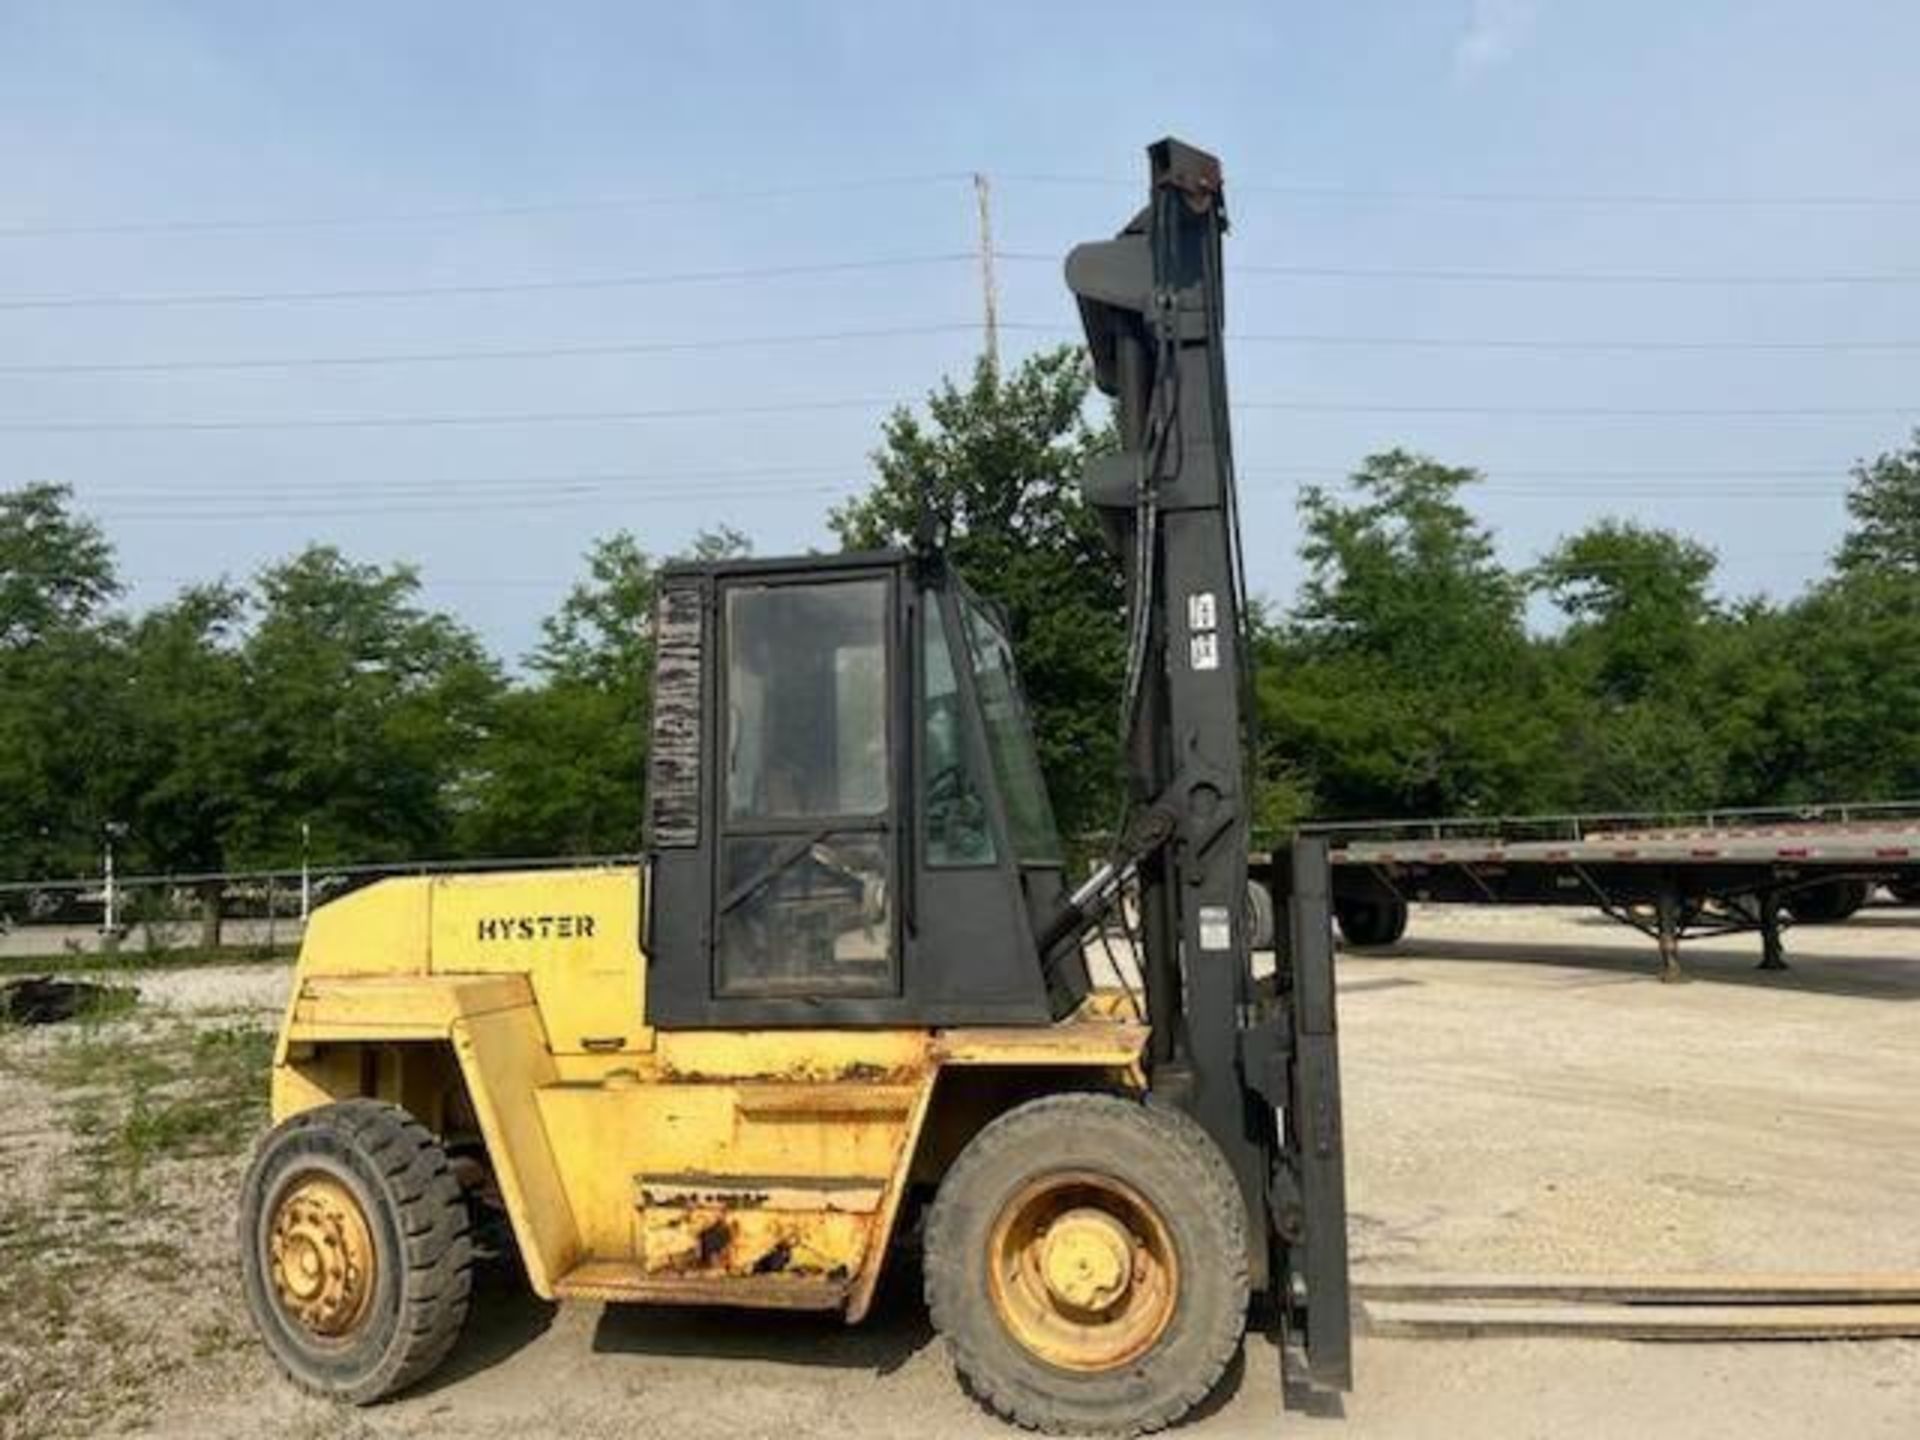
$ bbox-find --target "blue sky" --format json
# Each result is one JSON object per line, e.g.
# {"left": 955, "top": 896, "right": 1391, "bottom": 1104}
{"left": 3, "top": 1, "right": 1917, "bottom": 660}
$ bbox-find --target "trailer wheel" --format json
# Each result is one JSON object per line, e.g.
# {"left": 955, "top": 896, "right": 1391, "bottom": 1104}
{"left": 239, "top": 1099, "right": 474, "bottom": 1404}
{"left": 924, "top": 1093, "right": 1248, "bottom": 1437}
{"left": 1334, "top": 894, "right": 1408, "bottom": 948}
{"left": 1782, "top": 879, "right": 1870, "bottom": 925}
{"left": 1889, "top": 879, "right": 1920, "bottom": 906}
{"left": 1244, "top": 879, "right": 1277, "bottom": 952}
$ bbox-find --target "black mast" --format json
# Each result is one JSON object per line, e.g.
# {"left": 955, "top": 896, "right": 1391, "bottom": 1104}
{"left": 1067, "top": 138, "right": 1352, "bottom": 1392}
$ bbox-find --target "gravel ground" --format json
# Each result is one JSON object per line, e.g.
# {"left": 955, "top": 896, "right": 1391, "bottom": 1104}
{"left": 7, "top": 905, "right": 1918, "bottom": 1439}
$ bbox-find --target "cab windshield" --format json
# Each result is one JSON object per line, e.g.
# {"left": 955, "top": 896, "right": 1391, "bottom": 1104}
{"left": 958, "top": 589, "right": 1063, "bottom": 865}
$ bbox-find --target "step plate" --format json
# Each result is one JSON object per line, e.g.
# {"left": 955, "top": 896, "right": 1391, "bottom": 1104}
{"left": 553, "top": 1260, "right": 851, "bottom": 1310}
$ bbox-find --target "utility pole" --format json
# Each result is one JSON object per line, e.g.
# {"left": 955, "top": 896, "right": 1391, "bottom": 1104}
{"left": 972, "top": 172, "right": 999, "bottom": 373}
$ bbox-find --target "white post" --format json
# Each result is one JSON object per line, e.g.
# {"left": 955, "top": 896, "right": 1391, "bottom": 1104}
{"left": 300, "top": 822, "right": 312, "bottom": 922}
{"left": 102, "top": 832, "right": 116, "bottom": 937}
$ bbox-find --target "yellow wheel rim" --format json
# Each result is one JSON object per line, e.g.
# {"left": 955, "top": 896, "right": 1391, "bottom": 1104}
{"left": 986, "top": 1170, "right": 1179, "bottom": 1373}
{"left": 268, "top": 1173, "right": 377, "bottom": 1340}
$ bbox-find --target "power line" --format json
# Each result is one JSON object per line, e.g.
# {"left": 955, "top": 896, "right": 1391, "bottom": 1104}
{"left": 122, "top": 571, "right": 583, "bottom": 591}
{"left": 1225, "top": 332, "right": 1920, "bottom": 355}
{"left": 1235, "top": 400, "right": 1914, "bottom": 419}
{"left": 10, "top": 167, "right": 1914, "bottom": 242}
{"left": 92, "top": 483, "right": 851, "bottom": 524}
{"left": 0, "top": 254, "right": 975, "bottom": 312}
{"left": 12, "top": 249, "right": 1913, "bottom": 313}
{"left": 0, "top": 323, "right": 987, "bottom": 376}
{"left": 1005, "top": 320, "right": 1920, "bottom": 354}
{"left": 3, "top": 397, "right": 1906, "bottom": 435}
{"left": 995, "top": 172, "right": 1920, "bottom": 210}
{"left": 1239, "top": 464, "right": 1850, "bottom": 479}
{"left": 57, "top": 461, "right": 1853, "bottom": 510}
{"left": 1232, "top": 262, "right": 1920, "bottom": 288}
{"left": 0, "top": 397, "right": 903, "bottom": 433}
{"left": 62, "top": 461, "right": 1862, "bottom": 496}
{"left": 11, "top": 322, "right": 1919, "bottom": 376}
{"left": 89, "top": 483, "right": 1848, "bottom": 524}
{"left": 70, "top": 462, "right": 854, "bottom": 501}
{"left": 0, "top": 173, "right": 973, "bottom": 240}
{"left": 63, "top": 465, "right": 1862, "bottom": 522}
{"left": 995, "top": 252, "right": 1920, "bottom": 286}
{"left": 118, "top": 550, "right": 1832, "bottom": 593}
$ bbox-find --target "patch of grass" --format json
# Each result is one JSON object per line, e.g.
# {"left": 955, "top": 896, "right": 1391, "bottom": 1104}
{"left": 95, "top": 1025, "right": 274, "bottom": 1195}
{"left": 2, "top": 1013, "right": 275, "bottom": 1214}
{"left": 191, "top": 1022, "right": 276, "bottom": 1084}
{"left": 0, "top": 1008, "right": 276, "bottom": 1439}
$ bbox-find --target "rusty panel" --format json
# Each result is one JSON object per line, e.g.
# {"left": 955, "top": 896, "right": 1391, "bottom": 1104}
{"left": 653, "top": 1028, "right": 931, "bottom": 1082}
{"left": 552, "top": 1261, "right": 847, "bottom": 1310}
{"left": 933, "top": 1020, "right": 1148, "bottom": 1068}
{"left": 640, "top": 1205, "right": 871, "bottom": 1281}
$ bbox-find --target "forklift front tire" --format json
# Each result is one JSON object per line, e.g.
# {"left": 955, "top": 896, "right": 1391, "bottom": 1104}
{"left": 239, "top": 1099, "right": 474, "bottom": 1404}
{"left": 924, "top": 1092, "right": 1249, "bottom": 1436}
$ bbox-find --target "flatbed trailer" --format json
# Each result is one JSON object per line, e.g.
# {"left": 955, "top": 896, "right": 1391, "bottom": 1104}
{"left": 1259, "top": 806, "right": 1920, "bottom": 981}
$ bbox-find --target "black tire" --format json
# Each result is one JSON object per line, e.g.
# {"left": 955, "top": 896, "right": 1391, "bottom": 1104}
{"left": 924, "top": 1093, "right": 1249, "bottom": 1437}
{"left": 1782, "top": 879, "right": 1870, "bottom": 925}
{"left": 1888, "top": 879, "right": 1920, "bottom": 906}
{"left": 1334, "top": 894, "right": 1409, "bottom": 948}
{"left": 1245, "top": 879, "right": 1277, "bottom": 952}
{"left": 239, "top": 1099, "right": 474, "bottom": 1404}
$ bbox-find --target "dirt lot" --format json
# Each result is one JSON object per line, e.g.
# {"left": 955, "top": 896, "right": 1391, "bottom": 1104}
{"left": 3, "top": 906, "right": 1917, "bottom": 1439}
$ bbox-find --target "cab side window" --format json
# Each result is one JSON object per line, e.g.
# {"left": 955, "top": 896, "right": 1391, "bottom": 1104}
{"left": 922, "top": 601, "right": 996, "bottom": 866}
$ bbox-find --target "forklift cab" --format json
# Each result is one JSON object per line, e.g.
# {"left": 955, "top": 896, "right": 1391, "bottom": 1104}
{"left": 642, "top": 550, "right": 1087, "bottom": 1029}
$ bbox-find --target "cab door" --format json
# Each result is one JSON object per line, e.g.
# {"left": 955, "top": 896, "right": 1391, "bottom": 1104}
{"left": 709, "top": 570, "right": 900, "bottom": 1002}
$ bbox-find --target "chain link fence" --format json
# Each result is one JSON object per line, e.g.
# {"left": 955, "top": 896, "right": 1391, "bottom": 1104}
{"left": 0, "top": 853, "right": 639, "bottom": 962}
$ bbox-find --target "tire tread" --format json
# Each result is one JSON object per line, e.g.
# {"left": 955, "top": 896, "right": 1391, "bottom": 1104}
{"left": 923, "top": 1092, "right": 1249, "bottom": 1437}
{"left": 239, "top": 1098, "right": 474, "bottom": 1403}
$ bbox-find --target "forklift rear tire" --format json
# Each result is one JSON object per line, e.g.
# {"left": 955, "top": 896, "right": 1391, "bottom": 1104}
{"left": 924, "top": 1092, "right": 1248, "bottom": 1436}
{"left": 1334, "top": 894, "right": 1408, "bottom": 948}
{"left": 239, "top": 1099, "right": 474, "bottom": 1404}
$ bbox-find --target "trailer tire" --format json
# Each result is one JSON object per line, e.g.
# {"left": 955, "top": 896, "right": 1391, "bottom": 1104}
{"left": 239, "top": 1099, "right": 474, "bottom": 1404}
{"left": 1782, "top": 879, "right": 1869, "bottom": 925}
{"left": 1889, "top": 879, "right": 1920, "bottom": 906}
{"left": 1334, "top": 894, "right": 1408, "bottom": 948}
{"left": 925, "top": 1093, "right": 1248, "bottom": 1436}
{"left": 1245, "top": 879, "right": 1277, "bottom": 952}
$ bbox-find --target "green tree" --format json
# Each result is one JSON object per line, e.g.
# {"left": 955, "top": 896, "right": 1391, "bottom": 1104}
{"left": 1537, "top": 522, "right": 1718, "bottom": 704}
{"left": 831, "top": 348, "right": 1124, "bottom": 841}
{"left": 1263, "top": 450, "right": 1557, "bottom": 818}
{"left": 0, "top": 483, "right": 119, "bottom": 649}
{"left": 117, "top": 585, "right": 252, "bottom": 875}
{"left": 1533, "top": 522, "right": 1726, "bottom": 811}
{"left": 1722, "top": 433, "right": 1920, "bottom": 805}
{"left": 1703, "top": 599, "right": 1814, "bottom": 807}
{"left": 1751, "top": 572, "right": 1920, "bottom": 802}
{"left": 1836, "top": 431, "right": 1920, "bottom": 575}
{"left": 0, "top": 484, "right": 130, "bottom": 877}
{"left": 227, "top": 548, "right": 501, "bottom": 865}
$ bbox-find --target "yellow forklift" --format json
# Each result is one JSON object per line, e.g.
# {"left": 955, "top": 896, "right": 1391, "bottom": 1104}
{"left": 238, "top": 139, "right": 1351, "bottom": 1435}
